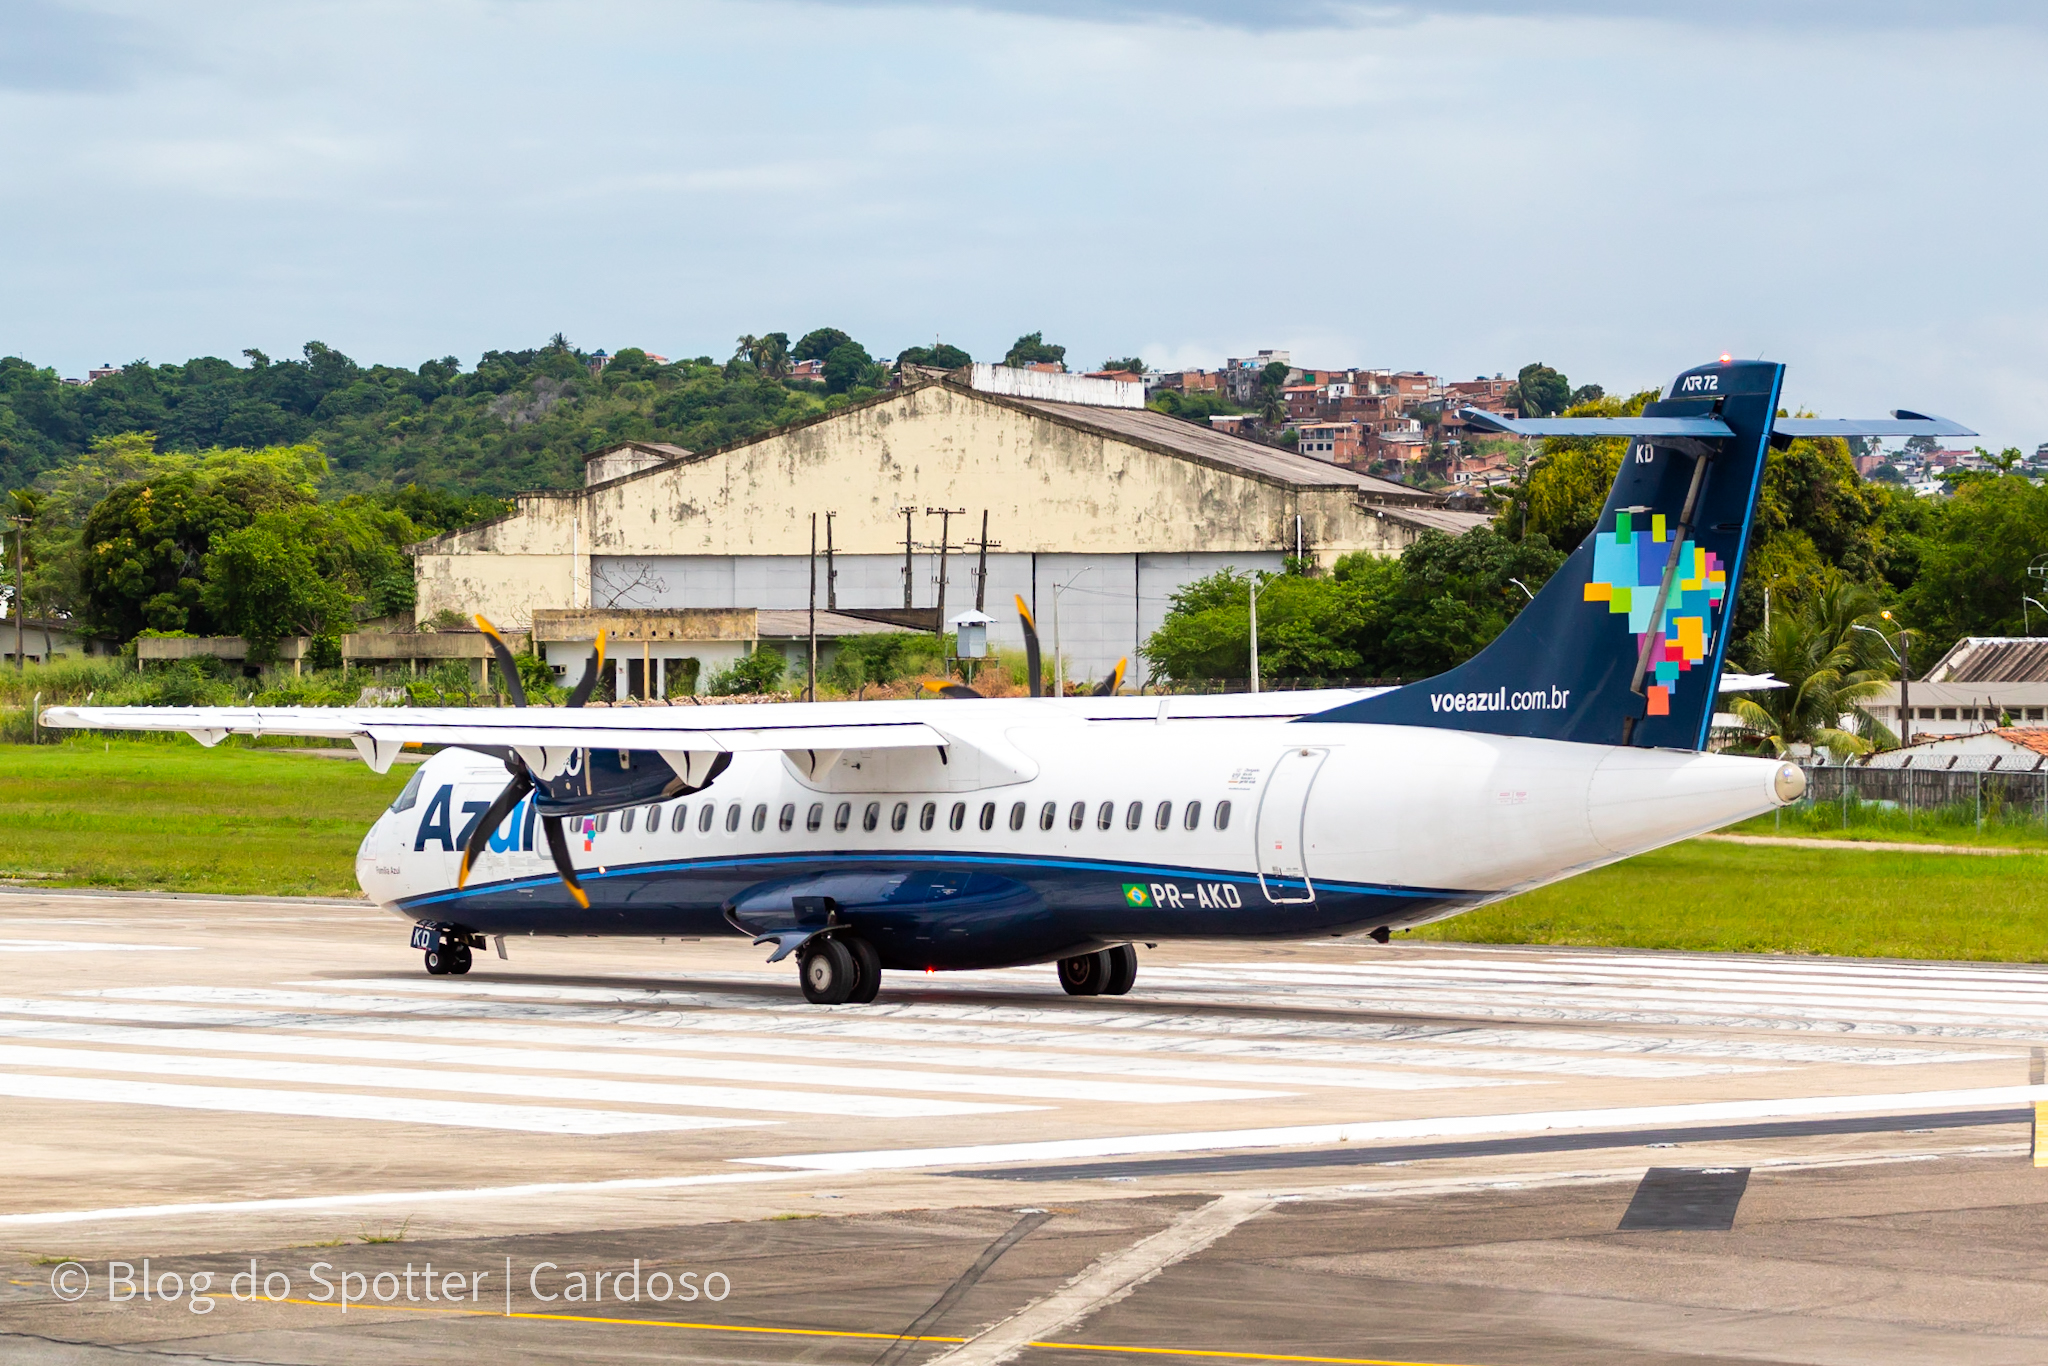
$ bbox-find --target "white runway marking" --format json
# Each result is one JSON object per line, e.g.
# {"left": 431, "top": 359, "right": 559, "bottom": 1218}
{"left": 744, "top": 1084, "right": 2048, "bottom": 1173}
{"left": 0, "top": 1019, "right": 1283, "bottom": 1104}
{"left": 0, "top": 939, "right": 195, "bottom": 953}
{"left": 0, "top": 1043, "right": 1029, "bottom": 1119}
{"left": 0, "top": 1073, "right": 754, "bottom": 1136}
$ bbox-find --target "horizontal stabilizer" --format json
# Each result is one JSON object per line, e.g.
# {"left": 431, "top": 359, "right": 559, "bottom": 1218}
{"left": 1458, "top": 410, "right": 1735, "bottom": 439}
{"left": 1770, "top": 412, "right": 1976, "bottom": 439}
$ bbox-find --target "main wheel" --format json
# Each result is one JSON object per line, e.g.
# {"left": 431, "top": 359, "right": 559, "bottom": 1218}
{"left": 423, "top": 948, "right": 450, "bottom": 975}
{"left": 844, "top": 936, "right": 882, "bottom": 1004}
{"left": 447, "top": 943, "right": 473, "bottom": 976}
{"left": 1057, "top": 951, "right": 1108, "bottom": 996}
{"left": 799, "top": 937, "right": 858, "bottom": 1005}
{"left": 1102, "top": 943, "right": 1137, "bottom": 995}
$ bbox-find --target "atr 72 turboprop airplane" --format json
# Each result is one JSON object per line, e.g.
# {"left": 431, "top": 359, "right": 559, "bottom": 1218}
{"left": 47, "top": 358, "right": 1972, "bottom": 1005}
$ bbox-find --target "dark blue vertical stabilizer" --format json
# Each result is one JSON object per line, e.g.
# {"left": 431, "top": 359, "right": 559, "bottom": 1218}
{"left": 1307, "top": 358, "right": 1784, "bottom": 750}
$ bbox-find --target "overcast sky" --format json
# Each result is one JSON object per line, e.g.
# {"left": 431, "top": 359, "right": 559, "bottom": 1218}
{"left": 4, "top": 0, "right": 2045, "bottom": 447}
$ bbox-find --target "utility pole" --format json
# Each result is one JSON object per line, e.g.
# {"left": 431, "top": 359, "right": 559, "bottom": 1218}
{"left": 967, "top": 510, "right": 1000, "bottom": 612}
{"left": 897, "top": 506, "right": 919, "bottom": 609}
{"left": 7, "top": 510, "right": 25, "bottom": 672}
{"left": 807, "top": 512, "right": 818, "bottom": 703}
{"left": 1248, "top": 572, "right": 1271, "bottom": 694}
{"left": 824, "top": 511, "right": 838, "bottom": 610}
{"left": 926, "top": 506, "right": 965, "bottom": 655}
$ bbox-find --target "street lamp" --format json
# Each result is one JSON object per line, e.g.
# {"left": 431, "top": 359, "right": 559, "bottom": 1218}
{"left": 2025, "top": 595, "right": 2048, "bottom": 637}
{"left": 1048, "top": 567, "right": 1092, "bottom": 698}
{"left": 1854, "top": 611, "right": 1912, "bottom": 747}
{"left": 1507, "top": 578, "right": 1535, "bottom": 602}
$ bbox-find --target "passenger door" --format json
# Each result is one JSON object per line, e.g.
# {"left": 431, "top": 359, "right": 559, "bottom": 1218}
{"left": 1255, "top": 747, "right": 1326, "bottom": 904}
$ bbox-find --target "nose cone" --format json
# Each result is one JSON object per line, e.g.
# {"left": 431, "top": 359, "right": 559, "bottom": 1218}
{"left": 1588, "top": 747, "right": 1791, "bottom": 857}
{"left": 355, "top": 813, "right": 402, "bottom": 907}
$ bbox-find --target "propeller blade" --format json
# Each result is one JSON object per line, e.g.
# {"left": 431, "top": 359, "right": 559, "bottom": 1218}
{"left": 1092, "top": 657, "right": 1127, "bottom": 697}
{"left": 541, "top": 814, "right": 591, "bottom": 909}
{"left": 566, "top": 629, "right": 608, "bottom": 709}
{"left": 1014, "top": 594, "right": 1042, "bottom": 699}
{"left": 923, "top": 680, "right": 983, "bottom": 699}
{"left": 457, "top": 767, "right": 534, "bottom": 890}
{"left": 473, "top": 614, "right": 528, "bottom": 708}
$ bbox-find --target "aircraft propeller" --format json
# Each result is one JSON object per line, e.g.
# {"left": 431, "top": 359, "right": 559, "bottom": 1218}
{"left": 463, "top": 616, "right": 604, "bottom": 910}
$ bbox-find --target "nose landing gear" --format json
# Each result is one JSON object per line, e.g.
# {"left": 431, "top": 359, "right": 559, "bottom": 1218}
{"left": 412, "top": 923, "right": 478, "bottom": 976}
{"left": 1057, "top": 943, "right": 1137, "bottom": 996}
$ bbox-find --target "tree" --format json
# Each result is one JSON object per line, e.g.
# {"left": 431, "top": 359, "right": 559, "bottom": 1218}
{"left": 736, "top": 333, "right": 791, "bottom": 379}
{"left": 1257, "top": 361, "right": 1289, "bottom": 427}
{"left": 1099, "top": 356, "right": 1146, "bottom": 375}
{"left": 1003, "top": 332, "right": 1066, "bottom": 369}
{"left": 794, "top": 328, "right": 854, "bottom": 364}
{"left": 198, "top": 521, "right": 357, "bottom": 654}
{"left": 708, "top": 647, "right": 786, "bottom": 695}
{"left": 1898, "top": 470, "right": 2048, "bottom": 657}
{"left": 1148, "top": 391, "right": 1241, "bottom": 425}
{"left": 1495, "top": 389, "right": 1655, "bottom": 551}
{"left": 897, "top": 343, "right": 971, "bottom": 371}
{"left": 1730, "top": 579, "right": 1894, "bottom": 760}
{"left": 1505, "top": 362, "right": 1571, "bottom": 418}
{"left": 822, "top": 342, "right": 879, "bottom": 395}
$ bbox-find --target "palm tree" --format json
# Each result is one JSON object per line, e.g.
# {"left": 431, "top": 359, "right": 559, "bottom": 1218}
{"left": 1731, "top": 579, "right": 1895, "bottom": 761}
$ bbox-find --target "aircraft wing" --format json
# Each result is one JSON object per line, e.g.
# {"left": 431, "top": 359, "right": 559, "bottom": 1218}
{"left": 1458, "top": 410, "right": 1736, "bottom": 439}
{"left": 39, "top": 703, "right": 960, "bottom": 777}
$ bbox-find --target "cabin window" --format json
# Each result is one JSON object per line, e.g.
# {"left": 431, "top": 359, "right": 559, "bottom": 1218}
{"left": 806, "top": 802, "right": 824, "bottom": 833}
{"left": 863, "top": 801, "right": 881, "bottom": 832}
{"left": 1009, "top": 801, "right": 1027, "bottom": 831}
{"left": 725, "top": 804, "right": 741, "bottom": 833}
{"left": 671, "top": 805, "right": 689, "bottom": 833}
{"left": 1214, "top": 800, "right": 1231, "bottom": 831}
{"left": 620, "top": 808, "right": 635, "bottom": 833}
{"left": 834, "top": 802, "right": 852, "bottom": 833}
{"left": 950, "top": 801, "right": 967, "bottom": 832}
{"left": 979, "top": 801, "right": 996, "bottom": 831}
{"left": 1154, "top": 801, "right": 1172, "bottom": 831}
{"left": 891, "top": 801, "right": 909, "bottom": 832}
{"left": 920, "top": 801, "right": 937, "bottom": 832}
{"left": 1069, "top": 801, "right": 1086, "bottom": 831}
{"left": 1183, "top": 800, "right": 1202, "bottom": 830}
{"left": 596, "top": 812, "right": 610, "bottom": 833}
{"left": 1124, "top": 801, "right": 1143, "bottom": 831}
{"left": 698, "top": 804, "right": 715, "bottom": 833}
{"left": 751, "top": 804, "right": 768, "bottom": 833}
{"left": 646, "top": 804, "right": 662, "bottom": 830}
{"left": 1097, "top": 801, "right": 1114, "bottom": 831}
{"left": 1039, "top": 801, "right": 1057, "bottom": 831}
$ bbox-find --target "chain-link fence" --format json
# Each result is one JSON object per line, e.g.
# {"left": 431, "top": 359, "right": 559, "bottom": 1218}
{"left": 1797, "top": 764, "right": 2048, "bottom": 829}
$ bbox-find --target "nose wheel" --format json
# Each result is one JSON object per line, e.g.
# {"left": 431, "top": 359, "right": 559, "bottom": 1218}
{"left": 413, "top": 923, "right": 476, "bottom": 976}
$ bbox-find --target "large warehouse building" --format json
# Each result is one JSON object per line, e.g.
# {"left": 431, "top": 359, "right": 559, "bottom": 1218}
{"left": 411, "top": 366, "right": 1487, "bottom": 689}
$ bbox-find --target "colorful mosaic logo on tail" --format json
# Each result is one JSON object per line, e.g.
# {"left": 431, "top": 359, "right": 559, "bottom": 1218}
{"left": 1582, "top": 510, "right": 1726, "bottom": 717}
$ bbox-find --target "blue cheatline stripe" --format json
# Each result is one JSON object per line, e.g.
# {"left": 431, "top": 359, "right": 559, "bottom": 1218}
{"left": 1697, "top": 363, "right": 1785, "bottom": 751}
{"left": 398, "top": 848, "right": 1471, "bottom": 911}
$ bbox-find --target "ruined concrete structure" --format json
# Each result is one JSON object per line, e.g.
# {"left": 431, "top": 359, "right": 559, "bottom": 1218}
{"left": 411, "top": 374, "right": 1486, "bottom": 685}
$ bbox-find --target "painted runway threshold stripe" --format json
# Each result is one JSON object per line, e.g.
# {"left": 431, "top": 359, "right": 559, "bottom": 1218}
{"left": 0, "top": 1044, "right": 1029, "bottom": 1119}
{"left": 0, "top": 1170, "right": 808, "bottom": 1228}
{"left": 741, "top": 1084, "right": 2048, "bottom": 1172}
{"left": 0, "top": 1074, "right": 754, "bottom": 1136}
{"left": 0, "top": 939, "right": 194, "bottom": 953}
{"left": 0, "top": 1019, "right": 1281, "bottom": 1105}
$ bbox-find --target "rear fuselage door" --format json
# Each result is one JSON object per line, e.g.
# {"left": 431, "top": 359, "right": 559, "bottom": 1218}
{"left": 1255, "top": 746, "right": 1327, "bottom": 903}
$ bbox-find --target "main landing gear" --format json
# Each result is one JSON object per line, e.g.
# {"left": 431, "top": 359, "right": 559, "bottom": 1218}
{"left": 1057, "top": 943, "right": 1137, "bottom": 997}
{"left": 797, "top": 934, "right": 882, "bottom": 1006}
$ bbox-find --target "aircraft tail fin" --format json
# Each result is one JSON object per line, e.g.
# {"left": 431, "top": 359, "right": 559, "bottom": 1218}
{"left": 1309, "top": 358, "right": 1786, "bottom": 750}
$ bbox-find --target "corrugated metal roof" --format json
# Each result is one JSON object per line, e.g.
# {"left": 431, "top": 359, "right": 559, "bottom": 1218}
{"left": 1002, "top": 397, "right": 1431, "bottom": 502}
{"left": 1381, "top": 505, "right": 1495, "bottom": 536}
{"left": 1922, "top": 636, "right": 2048, "bottom": 683}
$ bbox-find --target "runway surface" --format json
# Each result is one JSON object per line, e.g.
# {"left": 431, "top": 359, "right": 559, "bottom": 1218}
{"left": 2, "top": 887, "right": 2046, "bottom": 1364}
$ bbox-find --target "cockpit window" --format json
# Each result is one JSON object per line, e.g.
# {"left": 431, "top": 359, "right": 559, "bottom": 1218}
{"left": 388, "top": 766, "right": 426, "bottom": 813}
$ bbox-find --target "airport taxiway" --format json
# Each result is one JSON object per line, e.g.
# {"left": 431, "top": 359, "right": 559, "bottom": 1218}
{"left": 3, "top": 887, "right": 2047, "bottom": 1364}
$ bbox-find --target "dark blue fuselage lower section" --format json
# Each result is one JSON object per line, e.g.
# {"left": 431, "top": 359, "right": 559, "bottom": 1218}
{"left": 395, "top": 852, "right": 1481, "bottom": 971}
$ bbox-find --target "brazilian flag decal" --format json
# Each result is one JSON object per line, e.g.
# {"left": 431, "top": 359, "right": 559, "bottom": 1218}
{"left": 1121, "top": 883, "right": 1152, "bottom": 907}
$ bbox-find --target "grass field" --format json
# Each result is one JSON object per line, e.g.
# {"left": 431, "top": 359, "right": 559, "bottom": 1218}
{"left": 0, "top": 736, "right": 410, "bottom": 898}
{"left": 4, "top": 737, "right": 2046, "bottom": 961}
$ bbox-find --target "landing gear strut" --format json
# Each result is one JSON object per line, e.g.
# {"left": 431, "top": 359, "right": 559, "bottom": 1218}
{"left": 1057, "top": 944, "right": 1137, "bottom": 997}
